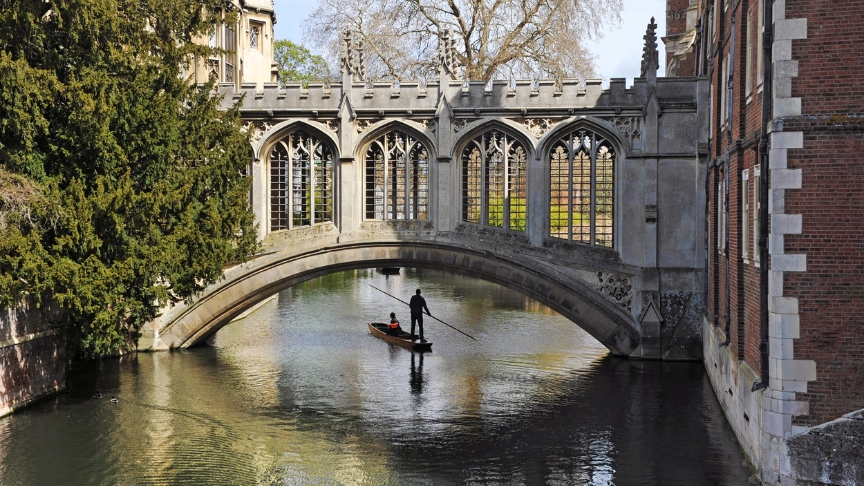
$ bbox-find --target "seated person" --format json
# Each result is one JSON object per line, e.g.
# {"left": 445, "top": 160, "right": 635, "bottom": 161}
{"left": 388, "top": 312, "right": 402, "bottom": 337}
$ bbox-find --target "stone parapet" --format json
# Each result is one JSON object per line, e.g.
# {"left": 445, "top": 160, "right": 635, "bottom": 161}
{"left": 0, "top": 297, "right": 66, "bottom": 417}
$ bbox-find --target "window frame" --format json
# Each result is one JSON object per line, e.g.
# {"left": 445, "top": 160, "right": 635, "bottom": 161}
{"left": 269, "top": 131, "right": 334, "bottom": 232}
{"left": 460, "top": 130, "right": 528, "bottom": 232}
{"left": 547, "top": 128, "right": 616, "bottom": 248}
{"left": 363, "top": 130, "right": 430, "bottom": 222}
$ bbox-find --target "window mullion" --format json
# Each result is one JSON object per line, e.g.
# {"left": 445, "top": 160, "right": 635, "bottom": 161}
{"left": 590, "top": 134, "right": 597, "bottom": 246}
{"left": 503, "top": 137, "right": 510, "bottom": 230}
{"left": 568, "top": 136, "right": 574, "bottom": 241}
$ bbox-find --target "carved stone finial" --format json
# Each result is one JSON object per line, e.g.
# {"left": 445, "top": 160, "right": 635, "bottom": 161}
{"left": 341, "top": 30, "right": 353, "bottom": 76}
{"left": 340, "top": 31, "right": 367, "bottom": 82}
{"left": 641, "top": 17, "right": 659, "bottom": 78}
{"left": 439, "top": 29, "right": 458, "bottom": 79}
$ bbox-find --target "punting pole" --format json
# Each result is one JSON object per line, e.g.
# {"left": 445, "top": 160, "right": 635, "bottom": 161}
{"left": 370, "top": 285, "right": 478, "bottom": 341}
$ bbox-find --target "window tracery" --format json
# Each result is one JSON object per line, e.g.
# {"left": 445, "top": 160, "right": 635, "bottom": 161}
{"left": 270, "top": 131, "right": 333, "bottom": 231}
{"left": 461, "top": 131, "right": 527, "bottom": 232}
{"left": 364, "top": 131, "right": 429, "bottom": 221}
{"left": 549, "top": 128, "right": 615, "bottom": 247}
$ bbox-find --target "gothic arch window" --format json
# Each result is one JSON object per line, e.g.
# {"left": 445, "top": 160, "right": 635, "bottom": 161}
{"left": 461, "top": 130, "right": 527, "bottom": 231}
{"left": 549, "top": 128, "right": 615, "bottom": 247}
{"left": 269, "top": 131, "right": 333, "bottom": 231}
{"left": 364, "top": 131, "right": 429, "bottom": 220}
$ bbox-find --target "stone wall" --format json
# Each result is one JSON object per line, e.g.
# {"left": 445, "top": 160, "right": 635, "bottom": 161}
{"left": 786, "top": 409, "right": 864, "bottom": 485}
{"left": 0, "top": 297, "right": 66, "bottom": 417}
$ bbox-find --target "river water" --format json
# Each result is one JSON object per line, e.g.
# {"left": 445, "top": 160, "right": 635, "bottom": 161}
{"left": 0, "top": 268, "right": 752, "bottom": 485}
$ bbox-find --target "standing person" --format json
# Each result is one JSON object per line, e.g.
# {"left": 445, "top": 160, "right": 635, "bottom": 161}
{"left": 409, "top": 289, "right": 431, "bottom": 342}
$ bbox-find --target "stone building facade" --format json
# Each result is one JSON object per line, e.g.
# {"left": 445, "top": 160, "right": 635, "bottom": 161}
{"left": 185, "top": 0, "right": 277, "bottom": 89}
{"left": 664, "top": 0, "right": 864, "bottom": 484}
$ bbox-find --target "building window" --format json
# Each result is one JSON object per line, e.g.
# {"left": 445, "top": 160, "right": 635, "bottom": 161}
{"left": 745, "top": 8, "right": 754, "bottom": 96}
{"left": 549, "top": 128, "right": 615, "bottom": 248}
{"left": 757, "top": 3, "right": 764, "bottom": 87}
{"left": 753, "top": 167, "right": 761, "bottom": 264}
{"left": 720, "top": 55, "right": 728, "bottom": 127}
{"left": 270, "top": 131, "right": 333, "bottom": 231}
{"left": 249, "top": 23, "right": 261, "bottom": 51}
{"left": 742, "top": 169, "right": 750, "bottom": 259}
{"left": 461, "top": 131, "right": 527, "bottom": 231}
{"left": 364, "top": 131, "right": 429, "bottom": 221}
{"left": 717, "top": 181, "right": 725, "bottom": 252}
{"left": 224, "top": 25, "right": 236, "bottom": 52}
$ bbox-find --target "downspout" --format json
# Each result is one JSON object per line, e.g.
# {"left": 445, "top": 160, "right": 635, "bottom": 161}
{"left": 720, "top": 14, "right": 736, "bottom": 347}
{"left": 752, "top": 0, "right": 773, "bottom": 392}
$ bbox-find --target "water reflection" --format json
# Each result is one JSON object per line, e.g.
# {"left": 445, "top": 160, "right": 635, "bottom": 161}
{"left": 0, "top": 268, "right": 752, "bottom": 485}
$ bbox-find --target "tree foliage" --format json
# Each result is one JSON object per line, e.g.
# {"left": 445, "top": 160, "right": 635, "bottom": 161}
{"left": 304, "top": 0, "right": 623, "bottom": 83}
{"left": 0, "top": 0, "right": 258, "bottom": 357}
{"left": 274, "top": 39, "right": 332, "bottom": 85}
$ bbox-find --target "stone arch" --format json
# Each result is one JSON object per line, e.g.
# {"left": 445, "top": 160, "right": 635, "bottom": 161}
{"left": 257, "top": 119, "right": 341, "bottom": 160}
{"left": 353, "top": 119, "right": 438, "bottom": 161}
{"left": 452, "top": 118, "right": 536, "bottom": 160}
{"left": 148, "top": 242, "right": 641, "bottom": 357}
{"left": 537, "top": 117, "right": 626, "bottom": 251}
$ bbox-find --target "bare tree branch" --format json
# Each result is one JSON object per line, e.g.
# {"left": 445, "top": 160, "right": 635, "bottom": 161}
{"left": 302, "top": 0, "right": 623, "bottom": 82}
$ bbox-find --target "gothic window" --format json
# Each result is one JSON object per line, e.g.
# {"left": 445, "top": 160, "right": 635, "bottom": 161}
{"left": 249, "top": 23, "right": 261, "bottom": 51}
{"left": 461, "top": 131, "right": 527, "bottom": 231}
{"left": 364, "top": 131, "right": 429, "bottom": 221}
{"left": 549, "top": 129, "right": 615, "bottom": 248}
{"left": 270, "top": 131, "right": 333, "bottom": 231}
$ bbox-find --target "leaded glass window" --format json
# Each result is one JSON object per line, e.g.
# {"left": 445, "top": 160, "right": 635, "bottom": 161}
{"left": 270, "top": 132, "right": 333, "bottom": 231}
{"left": 250, "top": 24, "right": 260, "bottom": 51}
{"left": 549, "top": 129, "right": 615, "bottom": 247}
{"left": 364, "top": 131, "right": 429, "bottom": 220}
{"left": 461, "top": 131, "right": 527, "bottom": 231}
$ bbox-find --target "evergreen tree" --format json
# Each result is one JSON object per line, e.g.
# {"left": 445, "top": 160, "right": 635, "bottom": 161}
{"left": 0, "top": 0, "right": 258, "bottom": 357}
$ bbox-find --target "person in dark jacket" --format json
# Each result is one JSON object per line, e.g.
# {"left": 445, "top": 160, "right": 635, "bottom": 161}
{"left": 409, "top": 289, "right": 431, "bottom": 342}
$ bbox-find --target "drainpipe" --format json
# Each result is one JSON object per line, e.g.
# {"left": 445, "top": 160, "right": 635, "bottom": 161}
{"left": 752, "top": 0, "right": 773, "bottom": 392}
{"left": 720, "top": 14, "right": 735, "bottom": 348}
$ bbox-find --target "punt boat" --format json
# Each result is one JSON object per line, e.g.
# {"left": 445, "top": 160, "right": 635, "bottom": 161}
{"left": 368, "top": 322, "right": 432, "bottom": 351}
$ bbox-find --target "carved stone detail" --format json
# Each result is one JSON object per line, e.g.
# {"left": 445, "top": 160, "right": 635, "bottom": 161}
{"left": 607, "top": 117, "right": 642, "bottom": 147}
{"left": 511, "top": 118, "right": 564, "bottom": 139}
{"left": 322, "top": 119, "right": 339, "bottom": 133}
{"left": 594, "top": 271, "right": 633, "bottom": 310}
{"left": 341, "top": 30, "right": 367, "bottom": 82}
{"left": 454, "top": 118, "right": 479, "bottom": 133}
{"left": 241, "top": 121, "right": 274, "bottom": 143}
{"left": 420, "top": 119, "right": 436, "bottom": 133}
{"left": 355, "top": 119, "right": 373, "bottom": 134}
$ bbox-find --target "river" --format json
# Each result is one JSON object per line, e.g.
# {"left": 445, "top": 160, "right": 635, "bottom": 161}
{"left": 0, "top": 268, "right": 752, "bottom": 485}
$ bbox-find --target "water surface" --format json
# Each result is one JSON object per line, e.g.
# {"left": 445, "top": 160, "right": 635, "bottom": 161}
{"left": 0, "top": 268, "right": 752, "bottom": 485}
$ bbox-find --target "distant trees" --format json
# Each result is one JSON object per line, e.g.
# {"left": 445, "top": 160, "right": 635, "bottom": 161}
{"left": 304, "top": 0, "right": 623, "bottom": 83}
{"left": 274, "top": 40, "right": 332, "bottom": 85}
{"left": 0, "top": 0, "right": 257, "bottom": 357}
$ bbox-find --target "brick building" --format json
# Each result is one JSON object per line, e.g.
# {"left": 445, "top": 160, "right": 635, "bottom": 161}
{"left": 664, "top": 0, "right": 864, "bottom": 483}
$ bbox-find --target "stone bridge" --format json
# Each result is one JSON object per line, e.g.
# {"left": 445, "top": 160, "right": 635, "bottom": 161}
{"left": 138, "top": 25, "right": 710, "bottom": 360}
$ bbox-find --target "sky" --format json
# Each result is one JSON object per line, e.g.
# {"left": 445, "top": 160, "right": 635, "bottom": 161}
{"left": 272, "top": 0, "right": 667, "bottom": 85}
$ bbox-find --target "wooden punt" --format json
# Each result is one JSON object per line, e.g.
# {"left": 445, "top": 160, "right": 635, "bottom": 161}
{"left": 368, "top": 322, "right": 432, "bottom": 351}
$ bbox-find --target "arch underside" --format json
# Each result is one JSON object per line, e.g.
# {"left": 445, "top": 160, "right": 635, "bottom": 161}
{"left": 155, "top": 242, "right": 641, "bottom": 356}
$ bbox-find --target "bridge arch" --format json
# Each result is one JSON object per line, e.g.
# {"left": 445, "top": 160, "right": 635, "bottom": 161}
{"left": 150, "top": 242, "right": 641, "bottom": 357}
